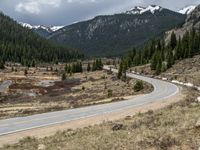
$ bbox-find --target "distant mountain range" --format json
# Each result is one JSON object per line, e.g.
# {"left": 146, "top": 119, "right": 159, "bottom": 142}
{"left": 20, "top": 23, "right": 64, "bottom": 37}
{"left": 47, "top": 5, "right": 186, "bottom": 57}
{"left": 20, "top": 5, "right": 197, "bottom": 57}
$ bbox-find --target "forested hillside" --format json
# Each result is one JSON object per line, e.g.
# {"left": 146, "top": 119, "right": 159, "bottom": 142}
{"left": 0, "top": 13, "right": 83, "bottom": 67}
{"left": 49, "top": 6, "right": 186, "bottom": 57}
{"left": 118, "top": 28, "right": 200, "bottom": 78}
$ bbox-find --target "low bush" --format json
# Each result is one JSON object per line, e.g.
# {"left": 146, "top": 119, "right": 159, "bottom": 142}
{"left": 134, "top": 81, "right": 144, "bottom": 92}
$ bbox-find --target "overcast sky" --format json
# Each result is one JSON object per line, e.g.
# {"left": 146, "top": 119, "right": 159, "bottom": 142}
{"left": 0, "top": 0, "right": 199, "bottom": 26}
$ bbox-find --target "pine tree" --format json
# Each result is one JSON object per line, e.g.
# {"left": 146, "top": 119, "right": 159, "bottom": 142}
{"left": 87, "top": 62, "right": 91, "bottom": 72}
{"left": 118, "top": 62, "right": 123, "bottom": 79}
{"left": 155, "top": 58, "right": 162, "bottom": 75}
{"left": 161, "top": 63, "right": 167, "bottom": 72}
{"left": 170, "top": 32, "right": 177, "bottom": 50}
{"left": 92, "top": 61, "right": 97, "bottom": 71}
{"left": 62, "top": 73, "right": 66, "bottom": 80}
{"left": 65, "top": 64, "right": 68, "bottom": 72}
{"left": 31, "top": 60, "right": 36, "bottom": 67}
{"left": 150, "top": 52, "right": 158, "bottom": 70}
{"left": 0, "top": 60, "right": 5, "bottom": 69}
{"left": 79, "top": 62, "right": 83, "bottom": 73}
{"left": 24, "top": 69, "right": 28, "bottom": 76}
{"left": 167, "top": 51, "right": 174, "bottom": 69}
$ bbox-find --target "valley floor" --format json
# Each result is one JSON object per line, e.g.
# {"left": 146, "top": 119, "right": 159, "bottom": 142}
{"left": 0, "top": 66, "right": 152, "bottom": 120}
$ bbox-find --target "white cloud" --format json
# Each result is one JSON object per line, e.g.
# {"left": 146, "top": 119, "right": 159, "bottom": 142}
{"left": 15, "top": 0, "right": 61, "bottom": 14}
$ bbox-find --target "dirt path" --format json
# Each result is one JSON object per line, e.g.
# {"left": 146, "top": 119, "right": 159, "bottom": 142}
{"left": 0, "top": 86, "right": 185, "bottom": 147}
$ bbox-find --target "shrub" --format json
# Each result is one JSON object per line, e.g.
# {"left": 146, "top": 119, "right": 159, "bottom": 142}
{"left": 82, "top": 86, "right": 85, "bottom": 91}
{"left": 134, "top": 81, "right": 144, "bottom": 92}
{"left": 107, "top": 89, "right": 113, "bottom": 98}
{"left": 62, "top": 73, "right": 66, "bottom": 80}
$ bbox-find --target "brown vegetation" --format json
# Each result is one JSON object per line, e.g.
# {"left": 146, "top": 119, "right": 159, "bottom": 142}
{"left": 0, "top": 66, "right": 152, "bottom": 119}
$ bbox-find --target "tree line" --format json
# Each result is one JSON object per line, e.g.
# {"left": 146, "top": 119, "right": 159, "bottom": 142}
{"left": 0, "top": 13, "right": 83, "bottom": 69}
{"left": 118, "top": 27, "right": 200, "bottom": 78}
{"left": 63, "top": 59, "right": 103, "bottom": 76}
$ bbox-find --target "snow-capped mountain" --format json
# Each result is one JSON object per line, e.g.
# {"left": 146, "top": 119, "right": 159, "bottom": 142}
{"left": 125, "top": 5, "right": 163, "bottom": 15}
{"left": 50, "top": 5, "right": 185, "bottom": 56}
{"left": 19, "top": 22, "right": 64, "bottom": 37}
{"left": 20, "top": 22, "right": 64, "bottom": 32}
{"left": 178, "top": 5, "right": 196, "bottom": 14}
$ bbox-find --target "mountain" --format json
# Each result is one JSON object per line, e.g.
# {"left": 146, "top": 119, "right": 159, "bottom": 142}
{"left": 178, "top": 5, "right": 196, "bottom": 14}
{"left": 166, "top": 4, "right": 200, "bottom": 41}
{"left": 20, "top": 23, "right": 64, "bottom": 37}
{"left": 0, "top": 12, "right": 82, "bottom": 65}
{"left": 49, "top": 5, "right": 186, "bottom": 57}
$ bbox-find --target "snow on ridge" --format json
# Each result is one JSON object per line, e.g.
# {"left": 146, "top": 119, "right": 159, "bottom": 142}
{"left": 125, "top": 5, "right": 162, "bottom": 15}
{"left": 140, "top": 5, "right": 162, "bottom": 14}
{"left": 178, "top": 5, "right": 196, "bottom": 14}
{"left": 50, "top": 26, "right": 64, "bottom": 32}
{"left": 19, "top": 22, "right": 64, "bottom": 32}
{"left": 20, "top": 22, "right": 33, "bottom": 29}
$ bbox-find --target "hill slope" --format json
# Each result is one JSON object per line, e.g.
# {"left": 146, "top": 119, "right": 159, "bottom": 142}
{"left": 166, "top": 5, "right": 200, "bottom": 40}
{"left": 49, "top": 5, "right": 186, "bottom": 57}
{"left": 0, "top": 13, "right": 82, "bottom": 65}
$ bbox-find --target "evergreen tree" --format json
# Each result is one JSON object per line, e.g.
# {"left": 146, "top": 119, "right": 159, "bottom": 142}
{"left": 167, "top": 51, "right": 174, "bottom": 69}
{"left": 170, "top": 31, "right": 177, "bottom": 50}
{"left": 0, "top": 60, "right": 5, "bottom": 69}
{"left": 65, "top": 64, "right": 68, "bottom": 72}
{"left": 24, "top": 69, "right": 28, "bottom": 76}
{"left": 155, "top": 58, "right": 162, "bottom": 75}
{"left": 31, "top": 60, "right": 36, "bottom": 67}
{"left": 62, "top": 73, "right": 66, "bottom": 80}
{"left": 92, "top": 61, "right": 97, "bottom": 71}
{"left": 87, "top": 62, "right": 91, "bottom": 72}
{"left": 118, "top": 62, "right": 123, "bottom": 79}
{"left": 150, "top": 52, "right": 158, "bottom": 70}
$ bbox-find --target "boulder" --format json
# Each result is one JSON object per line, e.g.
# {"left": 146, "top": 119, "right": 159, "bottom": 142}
{"left": 112, "top": 123, "right": 123, "bottom": 131}
{"left": 196, "top": 97, "right": 200, "bottom": 103}
{"left": 195, "top": 118, "right": 200, "bottom": 128}
{"left": 38, "top": 144, "right": 46, "bottom": 150}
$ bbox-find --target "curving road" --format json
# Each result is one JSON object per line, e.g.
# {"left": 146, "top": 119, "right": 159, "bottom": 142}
{"left": 0, "top": 67, "right": 179, "bottom": 136}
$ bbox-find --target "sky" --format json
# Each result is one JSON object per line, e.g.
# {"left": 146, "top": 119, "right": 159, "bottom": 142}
{"left": 0, "top": 0, "right": 199, "bottom": 26}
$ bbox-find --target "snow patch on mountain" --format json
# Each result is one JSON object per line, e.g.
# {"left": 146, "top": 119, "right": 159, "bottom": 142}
{"left": 178, "top": 5, "right": 196, "bottom": 14}
{"left": 125, "top": 5, "right": 162, "bottom": 15}
{"left": 19, "top": 22, "right": 64, "bottom": 32}
{"left": 20, "top": 23, "right": 33, "bottom": 29}
{"left": 50, "top": 26, "right": 64, "bottom": 32}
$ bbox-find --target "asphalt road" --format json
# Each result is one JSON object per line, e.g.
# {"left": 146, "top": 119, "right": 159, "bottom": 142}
{"left": 0, "top": 67, "right": 179, "bottom": 136}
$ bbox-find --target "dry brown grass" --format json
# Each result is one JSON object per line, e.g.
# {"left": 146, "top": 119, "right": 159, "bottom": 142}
{"left": 1, "top": 89, "right": 199, "bottom": 150}
{"left": 161, "top": 55, "right": 200, "bottom": 86}
{"left": 0, "top": 69, "right": 152, "bottom": 119}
